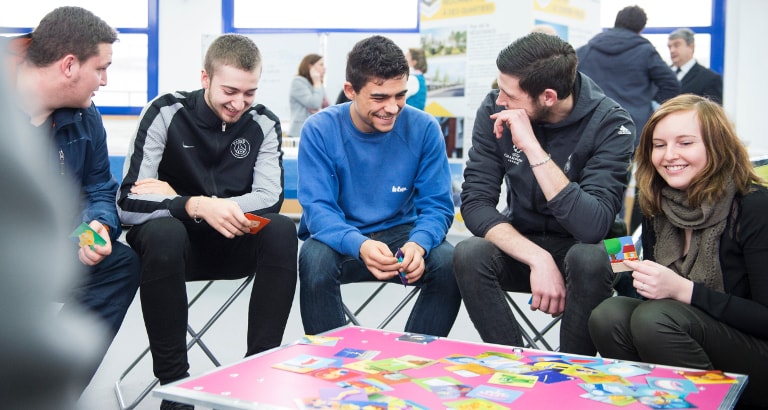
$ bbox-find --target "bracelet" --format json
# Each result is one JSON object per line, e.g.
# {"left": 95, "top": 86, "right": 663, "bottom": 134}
{"left": 529, "top": 154, "right": 552, "bottom": 168}
{"left": 192, "top": 196, "right": 203, "bottom": 223}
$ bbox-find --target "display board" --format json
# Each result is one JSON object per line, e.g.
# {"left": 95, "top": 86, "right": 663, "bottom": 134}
{"left": 155, "top": 326, "right": 746, "bottom": 409}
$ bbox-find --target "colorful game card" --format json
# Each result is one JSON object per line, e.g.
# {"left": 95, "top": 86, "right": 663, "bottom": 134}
{"left": 445, "top": 363, "right": 495, "bottom": 377}
{"left": 579, "top": 392, "right": 637, "bottom": 407}
{"left": 466, "top": 385, "right": 524, "bottom": 404}
{"left": 524, "top": 369, "right": 575, "bottom": 384}
{"left": 342, "top": 359, "right": 381, "bottom": 374}
{"left": 244, "top": 212, "right": 270, "bottom": 234}
{"left": 70, "top": 222, "right": 107, "bottom": 248}
{"left": 272, "top": 355, "right": 339, "bottom": 374}
{"left": 605, "top": 236, "right": 640, "bottom": 272}
{"left": 368, "top": 358, "right": 419, "bottom": 372}
{"left": 677, "top": 369, "right": 738, "bottom": 384}
{"left": 334, "top": 348, "right": 380, "bottom": 360}
{"left": 646, "top": 376, "right": 699, "bottom": 396}
{"left": 445, "top": 398, "right": 510, "bottom": 410}
{"left": 396, "top": 333, "right": 437, "bottom": 344}
{"left": 318, "top": 387, "right": 368, "bottom": 402}
{"left": 336, "top": 378, "right": 393, "bottom": 395}
{"left": 298, "top": 335, "right": 342, "bottom": 346}
{"left": 579, "top": 382, "right": 637, "bottom": 396}
{"left": 487, "top": 372, "right": 537, "bottom": 388}
{"left": 367, "top": 370, "right": 412, "bottom": 385}
{"left": 367, "top": 394, "right": 429, "bottom": 410}
{"left": 396, "top": 354, "right": 438, "bottom": 368}
{"left": 310, "top": 367, "right": 364, "bottom": 382}
{"left": 579, "top": 373, "right": 632, "bottom": 385}
{"left": 638, "top": 395, "right": 696, "bottom": 409}
{"left": 412, "top": 376, "right": 464, "bottom": 392}
{"left": 592, "top": 362, "right": 653, "bottom": 378}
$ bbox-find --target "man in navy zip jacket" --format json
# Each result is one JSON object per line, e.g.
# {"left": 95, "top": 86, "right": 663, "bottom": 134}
{"left": 5, "top": 6, "right": 141, "bottom": 400}
{"left": 117, "top": 34, "right": 297, "bottom": 410}
{"left": 576, "top": 5, "right": 679, "bottom": 144}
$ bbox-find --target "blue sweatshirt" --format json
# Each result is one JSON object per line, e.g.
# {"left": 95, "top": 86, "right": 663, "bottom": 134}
{"left": 297, "top": 103, "right": 454, "bottom": 259}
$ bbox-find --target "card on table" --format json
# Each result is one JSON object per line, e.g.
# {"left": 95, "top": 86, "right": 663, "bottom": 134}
{"left": 244, "top": 212, "right": 270, "bottom": 234}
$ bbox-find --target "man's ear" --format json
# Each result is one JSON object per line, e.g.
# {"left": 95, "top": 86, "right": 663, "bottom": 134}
{"left": 540, "top": 88, "right": 559, "bottom": 106}
{"left": 200, "top": 69, "right": 210, "bottom": 89}
{"left": 342, "top": 81, "right": 355, "bottom": 101}
{"left": 60, "top": 55, "right": 77, "bottom": 77}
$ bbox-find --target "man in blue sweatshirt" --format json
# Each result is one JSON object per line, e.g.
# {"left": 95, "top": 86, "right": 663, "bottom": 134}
{"left": 297, "top": 35, "right": 461, "bottom": 337}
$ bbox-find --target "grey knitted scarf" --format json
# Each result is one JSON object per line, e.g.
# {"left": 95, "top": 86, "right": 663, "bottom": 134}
{"left": 652, "top": 182, "right": 736, "bottom": 292}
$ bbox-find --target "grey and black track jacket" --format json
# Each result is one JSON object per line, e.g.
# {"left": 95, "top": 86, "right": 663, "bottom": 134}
{"left": 117, "top": 89, "right": 284, "bottom": 225}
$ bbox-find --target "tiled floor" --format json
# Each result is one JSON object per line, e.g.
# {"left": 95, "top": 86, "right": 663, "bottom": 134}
{"left": 76, "top": 235, "right": 560, "bottom": 410}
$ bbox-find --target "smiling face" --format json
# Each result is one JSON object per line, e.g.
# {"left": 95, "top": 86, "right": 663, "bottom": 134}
{"left": 651, "top": 109, "right": 708, "bottom": 191}
{"left": 345, "top": 75, "right": 407, "bottom": 133}
{"left": 68, "top": 43, "right": 112, "bottom": 108}
{"left": 202, "top": 63, "right": 260, "bottom": 123}
{"left": 495, "top": 72, "right": 549, "bottom": 122}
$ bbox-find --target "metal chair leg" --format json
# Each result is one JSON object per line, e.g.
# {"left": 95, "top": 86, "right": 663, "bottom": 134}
{"left": 113, "top": 275, "right": 254, "bottom": 409}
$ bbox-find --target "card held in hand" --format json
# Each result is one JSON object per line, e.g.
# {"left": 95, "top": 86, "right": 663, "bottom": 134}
{"left": 244, "top": 213, "right": 271, "bottom": 234}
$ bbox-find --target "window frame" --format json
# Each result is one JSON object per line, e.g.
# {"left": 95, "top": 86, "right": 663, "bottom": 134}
{"left": 0, "top": 0, "right": 159, "bottom": 116}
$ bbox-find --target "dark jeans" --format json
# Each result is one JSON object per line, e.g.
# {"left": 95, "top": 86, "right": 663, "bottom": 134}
{"left": 62, "top": 240, "right": 141, "bottom": 393}
{"left": 590, "top": 297, "right": 768, "bottom": 408}
{"left": 453, "top": 235, "right": 614, "bottom": 355}
{"left": 299, "top": 224, "right": 461, "bottom": 337}
{"left": 127, "top": 215, "right": 297, "bottom": 384}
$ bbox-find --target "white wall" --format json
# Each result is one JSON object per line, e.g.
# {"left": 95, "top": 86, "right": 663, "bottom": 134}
{"left": 157, "top": 0, "right": 221, "bottom": 95}
{"left": 146, "top": 1, "right": 765, "bottom": 157}
{"left": 724, "top": 0, "right": 768, "bottom": 157}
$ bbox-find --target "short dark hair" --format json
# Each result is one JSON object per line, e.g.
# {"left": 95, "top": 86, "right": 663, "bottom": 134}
{"left": 496, "top": 32, "right": 577, "bottom": 100}
{"left": 204, "top": 34, "right": 262, "bottom": 79}
{"left": 614, "top": 5, "right": 647, "bottom": 33}
{"left": 346, "top": 35, "right": 409, "bottom": 93}
{"left": 26, "top": 6, "right": 118, "bottom": 67}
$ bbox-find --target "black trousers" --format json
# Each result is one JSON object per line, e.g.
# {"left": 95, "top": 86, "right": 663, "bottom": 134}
{"left": 590, "top": 297, "right": 768, "bottom": 409}
{"left": 126, "top": 215, "right": 297, "bottom": 384}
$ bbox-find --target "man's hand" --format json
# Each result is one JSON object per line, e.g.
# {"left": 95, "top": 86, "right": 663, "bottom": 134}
{"left": 359, "top": 240, "right": 401, "bottom": 281}
{"left": 130, "top": 178, "right": 177, "bottom": 196}
{"left": 490, "top": 109, "right": 539, "bottom": 150}
{"left": 78, "top": 220, "right": 112, "bottom": 266}
{"left": 394, "top": 242, "right": 426, "bottom": 284}
{"left": 188, "top": 196, "right": 251, "bottom": 239}
{"left": 528, "top": 253, "right": 566, "bottom": 317}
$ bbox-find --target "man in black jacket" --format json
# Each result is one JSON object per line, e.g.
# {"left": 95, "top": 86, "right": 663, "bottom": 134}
{"left": 667, "top": 28, "right": 723, "bottom": 104}
{"left": 453, "top": 33, "right": 634, "bottom": 356}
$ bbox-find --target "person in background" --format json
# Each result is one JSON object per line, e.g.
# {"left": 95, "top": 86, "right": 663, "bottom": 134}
{"left": 297, "top": 35, "right": 461, "bottom": 338}
{"left": 4, "top": 6, "right": 141, "bottom": 402}
{"left": 576, "top": 5, "right": 680, "bottom": 145}
{"left": 117, "top": 34, "right": 297, "bottom": 410}
{"left": 288, "top": 53, "right": 328, "bottom": 138}
{"left": 667, "top": 28, "right": 723, "bottom": 104}
{"left": 405, "top": 47, "right": 428, "bottom": 110}
{"left": 454, "top": 32, "right": 634, "bottom": 355}
{"left": 589, "top": 94, "right": 767, "bottom": 409}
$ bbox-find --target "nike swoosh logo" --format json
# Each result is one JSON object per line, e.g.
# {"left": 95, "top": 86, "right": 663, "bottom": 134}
{"left": 182, "top": 143, "right": 195, "bottom": 148}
